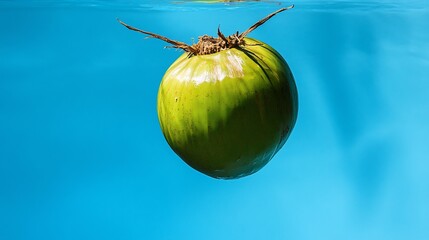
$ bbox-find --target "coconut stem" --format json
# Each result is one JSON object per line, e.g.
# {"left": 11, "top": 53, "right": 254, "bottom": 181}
{"left": 117, "top": 5, "right": 294, "bottom": 56}
{"left": 117, "top": 19, "right": 198, "bottom": 54}
{"left": 239, "top": 5, "right": 294, "bottom": 39}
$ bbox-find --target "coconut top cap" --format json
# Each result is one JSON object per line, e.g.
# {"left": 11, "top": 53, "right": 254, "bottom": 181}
{"left": 118, "top": 5, "right": 293, "bottom": 56}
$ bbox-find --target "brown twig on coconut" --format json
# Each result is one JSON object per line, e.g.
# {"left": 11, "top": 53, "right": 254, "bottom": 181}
{"left": 117, "top": 5, "right": 294, "bottom": 56}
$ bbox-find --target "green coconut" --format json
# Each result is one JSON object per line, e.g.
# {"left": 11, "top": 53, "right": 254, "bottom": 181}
{"left": 119, "top": 6, "right": 298, "bottom": 179}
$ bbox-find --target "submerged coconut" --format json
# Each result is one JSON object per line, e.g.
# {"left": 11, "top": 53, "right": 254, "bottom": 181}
{"left": 119, "top": 6, "right": 298, "bottom": 179}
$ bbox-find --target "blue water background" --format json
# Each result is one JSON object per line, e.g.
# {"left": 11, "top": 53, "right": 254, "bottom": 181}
{"left": 1, "top": 0, "right": 429, "bottom": 239}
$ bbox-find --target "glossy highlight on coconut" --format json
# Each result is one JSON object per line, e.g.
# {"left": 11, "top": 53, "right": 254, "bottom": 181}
{"left": 119, "top": 7, "right": 298, "bottom": 179}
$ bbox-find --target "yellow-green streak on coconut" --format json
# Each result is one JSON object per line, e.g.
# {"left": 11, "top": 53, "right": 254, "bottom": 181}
{"left": 118, "top": 6, "right": 298, "bottom": 179}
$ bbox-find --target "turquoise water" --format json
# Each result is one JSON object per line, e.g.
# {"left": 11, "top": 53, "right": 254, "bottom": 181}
{"left": 1, "top": 0, "right": 429, "bottom": 239}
